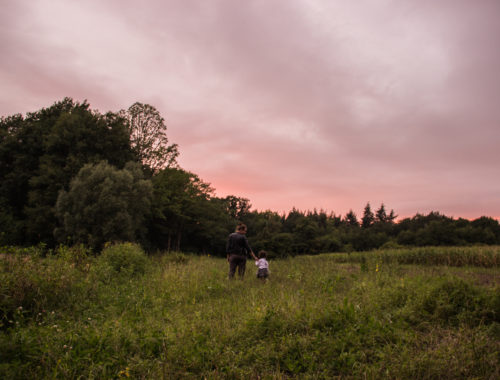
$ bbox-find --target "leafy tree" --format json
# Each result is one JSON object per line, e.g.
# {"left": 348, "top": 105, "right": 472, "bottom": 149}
{"left": 0, "top": 98, "right": 135, "bottom": 246}
{"left": 313, "top": 231, "right": 343, "bottom": 253}
{"left": 150, "top": 167, "right": 215, "bottom": 252}
{"left": 352, "top": 229, "right": 388, "bottom": 251}
{"left": 269, "top": 232, "right": 294, "bottom": 257}
{"left": 361, "top": 202, "right": 375, "bottom": 228}
{"left": 0, "top": 114, "right": 30, "bottom": 244}
{"left": 223, "top": 195, "right": 252, "bottom": 220}
{"left": 120, "top": 102, "right": 179, "bottom": 172}
{"left": 282, "top": 208, "right": 306, "bottom": 233}
{"left": 55, "top": 161, "right": 153, "bottom": 251}
{"left": 294, "top": 217, "right": 320, "bottom": 253}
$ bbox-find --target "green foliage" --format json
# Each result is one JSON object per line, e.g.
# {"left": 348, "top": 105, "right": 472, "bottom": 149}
{"left": 362, "top": 202, "right": 375, "bottom": 228}
{"left": 120, "top": 102, "right": 179, "bottom": 172}
{"left": 344, "top": 209, "right": 359, "bottom": 227}
{"left": 97, "top": 242, "right": 148, "bottom": 276}
{"left": 0, "top": 248, "right": 88, "bottom": 327}
{"left": 55, "top": 161, "right": 153, "bottom": 251}
{"left": 150, "top": 167, "right": 234, "bottom": 254}
{"left": 2, "top": 98, "right": 500, "bottom": 256}
{"left": 415, "top": 279, "right": 497, "bottom": 326}
{"left": 0, "top": 98, "right": 135, "bottom": 246}
{"left": 331, "top": 246, "right": 500, "bottom": 268}
{"left": 0, "top": 247, "right": 498, "bottom": 378}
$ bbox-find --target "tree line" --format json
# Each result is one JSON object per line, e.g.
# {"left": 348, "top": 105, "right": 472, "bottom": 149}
{"left": 1, "top": 98, "right": 499, "bottom": 256}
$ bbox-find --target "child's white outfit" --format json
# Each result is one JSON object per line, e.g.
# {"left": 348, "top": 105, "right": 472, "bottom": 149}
{"left": 255, "top": 258, "right": 269, "bottom": 278}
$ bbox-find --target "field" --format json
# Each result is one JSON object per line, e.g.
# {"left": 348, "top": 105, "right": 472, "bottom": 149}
{"left": 1, "top": 245, "right": 499, "bottom": 379}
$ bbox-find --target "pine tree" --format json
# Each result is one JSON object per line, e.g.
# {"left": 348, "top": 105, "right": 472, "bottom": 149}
{"left": 376, "top": 203, "right": 387, "bottom": 223}
{"left": 361, "top": 202, "right": 375, "bottom": 228}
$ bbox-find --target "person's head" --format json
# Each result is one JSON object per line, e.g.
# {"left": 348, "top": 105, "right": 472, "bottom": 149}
{"left": 258, "top": 250, "right": 267, "bottom": 259}
{"left": 236, "top": 223, "right": 247, "bottom": 234}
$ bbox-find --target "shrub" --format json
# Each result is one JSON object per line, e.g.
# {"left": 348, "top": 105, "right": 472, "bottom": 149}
{"left": 56, "top": 244, "right": 93, "bottom": 270}
{"left": 0, "top": 250, "right": 84, "bottom": 326}
{"left": 98, "top": 242, "right": 148, "bottom": 276}
{"left": 412, "top": 279, "right": 497, "bottom": 326}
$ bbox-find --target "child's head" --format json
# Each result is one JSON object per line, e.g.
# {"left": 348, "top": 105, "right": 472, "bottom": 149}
{"left": 258, "top": 250, "right": 267, "bottom": 259}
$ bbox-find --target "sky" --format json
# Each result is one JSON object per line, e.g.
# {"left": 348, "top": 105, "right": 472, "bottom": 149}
{"left": 1, "top": 0, "right": 499, "bottom": 220}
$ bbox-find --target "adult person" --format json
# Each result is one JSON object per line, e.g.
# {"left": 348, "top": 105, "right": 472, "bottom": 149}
{"left": 226, "top": 223, "right": 257, "bottom": 279}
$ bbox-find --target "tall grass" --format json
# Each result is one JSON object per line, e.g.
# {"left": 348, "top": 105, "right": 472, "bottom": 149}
{"left": 1, "top": 245, "right": 499, "bottom": 378}
{"left": 330, "top": 246, "right": 500, "bottom": 267}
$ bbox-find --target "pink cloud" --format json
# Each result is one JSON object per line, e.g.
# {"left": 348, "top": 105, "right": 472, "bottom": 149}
{"left": 1, "top": 0, "right": 499, "bottom": 219}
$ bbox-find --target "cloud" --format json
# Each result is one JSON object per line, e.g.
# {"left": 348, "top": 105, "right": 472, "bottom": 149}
{"left": 1, "top": 0, "right": 499, "bottom": 218}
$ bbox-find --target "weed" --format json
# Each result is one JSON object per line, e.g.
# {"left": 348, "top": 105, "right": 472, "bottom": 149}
{"left": 0, "top": 245, "right": 498, "bottom": 378}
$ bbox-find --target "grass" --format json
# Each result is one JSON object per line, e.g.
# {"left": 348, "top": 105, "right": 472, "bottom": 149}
{"left": 1, "top": 244, "right": 499, "bottom": 379}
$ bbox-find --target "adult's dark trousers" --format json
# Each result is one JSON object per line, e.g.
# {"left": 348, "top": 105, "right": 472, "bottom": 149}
{"left": 228, "top": 254, "right": 247, "bottom": 278}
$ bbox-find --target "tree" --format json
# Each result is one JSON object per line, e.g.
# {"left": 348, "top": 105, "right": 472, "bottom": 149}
{"left": 223, "top": 195, "right": 252, "bottom": 220}
{"left": 344, "top": 209, "right": 359, "bottom": 227}
{"left": 387, "top": 209, "right": 397, "bottom": 224}
{"left": 361, "top": 202, "right": 375, "bottom": 228}
{"left": 0, "top": 98, "right": 135, "bottom": 246}
{"left": 120, "top": 102, "right": 179, "bottom": 172}
{"left": 0, "top": 114, "right": 30, "bottom": 244}
{"left": 55, "top": 161, "right": 153, "bottom": 251}
{"left": 375, "top": 203, "right": 387, "bottom": 223}
{"left": 150, "top": 167, "right": 215, "bottom": 252}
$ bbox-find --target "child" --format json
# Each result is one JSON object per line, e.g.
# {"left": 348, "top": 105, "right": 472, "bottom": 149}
{"left": 255, "top": 250, "right": 270, "bottom": 280}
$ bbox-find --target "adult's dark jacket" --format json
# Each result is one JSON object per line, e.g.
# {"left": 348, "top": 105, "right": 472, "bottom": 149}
{"left": 226, "top": 232, "right": 252, "bottom": 257}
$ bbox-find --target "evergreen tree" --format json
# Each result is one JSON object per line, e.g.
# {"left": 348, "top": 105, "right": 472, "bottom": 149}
{"left": 375, "top": 203, "right": 387, "bottom": 223}
{"left": 361, "top": 202, "right": 375, "bottom": 228}
{"left": 387, "top": 209, "right": 397, "bottom": 224}
{"left": 344, "top": 209, "right": 359, "bottom": 227}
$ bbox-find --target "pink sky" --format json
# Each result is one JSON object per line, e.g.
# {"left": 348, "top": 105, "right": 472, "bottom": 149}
{"left": 1, "top": 0, "right": 499, "bottom": 219}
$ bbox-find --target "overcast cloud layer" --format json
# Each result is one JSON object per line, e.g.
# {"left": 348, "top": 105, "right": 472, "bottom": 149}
{"left": 1, "top": 0, "right": 499, "bottom": 219}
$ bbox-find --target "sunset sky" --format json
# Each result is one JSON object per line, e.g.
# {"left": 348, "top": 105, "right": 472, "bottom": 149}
{"left": 1, "top": 0, "right": 499, "bottom": 219}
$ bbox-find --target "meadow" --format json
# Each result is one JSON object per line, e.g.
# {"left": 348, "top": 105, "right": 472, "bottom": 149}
{"left": 1, "top": 244, "right": 499, "bottom": 379}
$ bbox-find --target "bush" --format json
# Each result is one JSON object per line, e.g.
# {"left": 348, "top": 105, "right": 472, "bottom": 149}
{"left": 98, "top": 242, "right": 148, "bottom": 276}
{"left": 56, "top": 244, "right": 93, "bottom": 269}
{"left": 0, "top": 250, "right": 84, "bottom": 327}
{"left": 411, "top": 279, "right": 497, "bottom": 327}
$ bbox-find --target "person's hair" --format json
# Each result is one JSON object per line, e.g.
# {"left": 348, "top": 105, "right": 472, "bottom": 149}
{"left": 258, "top": 250, "right": 267, "bottom": 259}
{"left": 236, "top": 223, "right": 247, "bottom": 232}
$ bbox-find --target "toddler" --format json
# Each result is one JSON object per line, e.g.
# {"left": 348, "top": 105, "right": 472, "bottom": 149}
{"left": 255, "top": 250, "right": 270, "bottom": 280}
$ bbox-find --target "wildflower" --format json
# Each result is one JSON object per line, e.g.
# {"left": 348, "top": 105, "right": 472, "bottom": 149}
{"left": 88, "top": 317, "right": 92, "bottom": 321}
{"left": 17, "top": 306, "right": 23, "bottom": 311}
{"left": 375, "top": 263, "right": 379, "bottom": 272}
{"left": 118, "top": 367, "right": 131, "bottom": 378}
